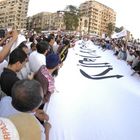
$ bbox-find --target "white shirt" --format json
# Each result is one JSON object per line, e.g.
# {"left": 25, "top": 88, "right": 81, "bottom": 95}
{"left": 0, "top": 96, "right": 46, "bottom": 140}
{"left": 29, "top": 51, "right": 46, "bottom": 73}
{"left": 17, "top": 62, "right": 31, "bottom": 79}
{"left": 0, "top": 96, "right": 19, "bottom": 117}
{"left": 0, "top": 60, "right": 8, "bottom": 76}
{"left": 53, "top": 41, "right": 59, "bottom": 54}
{"left": 126, "top": 50, "right": 135, "bottom": 62}
{"left": 0, "top": 47, "right": 8, "bottom": 76}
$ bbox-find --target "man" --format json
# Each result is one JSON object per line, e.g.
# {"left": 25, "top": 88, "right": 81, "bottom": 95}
{"left": 16, "top": 42, "right": 32, "bottom": 80}
{"left": 34, "top": 53, "right": 61, "bottom": 108}
{"left": 0, "top": 48, "right": 27, "bottom": 96}
{"left": 45, "top": 35, "right": 55, "bottom": 55}
{"left": 57, "top": 39, "right": 70, "bottom": 62}
{"left": 29, "top": 41, "right": 49, "bottom": 73}
{"left": 0, "top": 79, "right": 51, "bottom": 140}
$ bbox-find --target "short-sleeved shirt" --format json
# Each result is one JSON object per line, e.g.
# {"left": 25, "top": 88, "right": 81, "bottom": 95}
{"left": 29, "top": 51, "right": 46, "bottom": 73}
{"left": 0, "top": 68, "right": 19, "bottom": 96}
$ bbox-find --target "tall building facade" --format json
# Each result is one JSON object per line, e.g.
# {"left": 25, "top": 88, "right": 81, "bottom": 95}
{"left": 79, "top": 0, "right": 116, "bottom": 36}
{"left": 0, "top": 0, "right": 29, "bottom": 29}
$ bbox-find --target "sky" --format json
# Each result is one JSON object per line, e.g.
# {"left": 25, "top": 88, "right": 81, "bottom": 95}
{"left": 28, "top": 0, "right": 140, "bottom": 39}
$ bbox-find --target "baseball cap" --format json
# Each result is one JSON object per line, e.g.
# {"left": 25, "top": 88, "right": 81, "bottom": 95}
{"left": 46, "top": 53, "right": 61, "bottom": 69}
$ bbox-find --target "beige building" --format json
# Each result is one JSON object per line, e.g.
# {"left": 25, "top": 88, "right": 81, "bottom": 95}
{"left": 78, "top": 16, "right": 89, "bottom": 34}
{"left": 27, "top": 12, "right": 65, "bottom": 31}
{"left": 79, "top": 0, "right": 116, "bottom": 36}
{"left": 0, "top": 0, "right": 29, "bottom": 29}
{"left": 29, "top": 12, "right": 52, "bottom": 31}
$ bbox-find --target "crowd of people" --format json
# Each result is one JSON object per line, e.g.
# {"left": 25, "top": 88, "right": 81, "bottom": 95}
{"left": 93, "top": 37, "right": 140, "bottom": 75}
{"left": 0, "top": 29, "right": 75, "bottom": 140}
{"left": 0, "top": 29, "right": 139, "bottom": 139}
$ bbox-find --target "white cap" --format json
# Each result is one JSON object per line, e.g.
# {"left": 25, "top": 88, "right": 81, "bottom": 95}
{"left": 0, "top": 117, "right": 20, "bottom": 140}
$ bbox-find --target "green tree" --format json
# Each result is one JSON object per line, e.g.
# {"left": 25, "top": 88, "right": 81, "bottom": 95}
{"left": 115, "top": 26, "right": 124, "bottom": 33}
{"left": 63, "top": 5, "right": 80, "bottom": 31}
{"left": 106, "top": 22, "right": 115, "bottom": 37}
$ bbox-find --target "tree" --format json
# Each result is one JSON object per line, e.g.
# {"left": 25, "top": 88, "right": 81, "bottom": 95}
{"left": 106, "top": 22, "right": 115, "bottom": 37}
{"left": 115, "top": 26, "right": 124, "bottom": 33}
{"left": 63, "top": 5, "right": 80, "bottom": 31}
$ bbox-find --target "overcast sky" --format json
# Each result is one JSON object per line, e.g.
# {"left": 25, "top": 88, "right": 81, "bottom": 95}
{"left": 28, "top": 0, "right": 140, "bottom": 38}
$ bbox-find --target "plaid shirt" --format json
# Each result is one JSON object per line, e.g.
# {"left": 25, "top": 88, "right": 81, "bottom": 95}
{"left": 40, "top": 65, "right": 55, "bottom": 93}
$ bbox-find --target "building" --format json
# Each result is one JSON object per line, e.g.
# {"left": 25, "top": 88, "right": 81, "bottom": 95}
{"left": 28, "top": 12, "right": 51, "bottom": 31}
{"left": 27, "top": 12, "right": 65, "bottom": 31}
{"left": 78, "top": 16, "right": 89, "bottom": 35}
{"left": 0, "top": 0, "right": 29, "bottom": 29}
{"left": 79, "top": 0, "right": 116, "bottom": 36}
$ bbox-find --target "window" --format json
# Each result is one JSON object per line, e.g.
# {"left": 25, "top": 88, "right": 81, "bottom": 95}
{"left": 84, "top": 20, "right": 88, "bottom": 27}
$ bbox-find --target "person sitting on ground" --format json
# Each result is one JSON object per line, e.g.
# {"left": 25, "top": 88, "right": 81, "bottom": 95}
{"left": 0, "top": 48, "right": 27, "bottom": 96}
{"left": 117, "top": 42, "right": 127, "bottom": 60}
{"left": 131, "top": 51, "right": 140, "bottom": 68}
{"left": 0, "top": 79, "right": 51, "bottom": 140}
{"left": 126, "top": 48, "right": 135, "bottom": 66}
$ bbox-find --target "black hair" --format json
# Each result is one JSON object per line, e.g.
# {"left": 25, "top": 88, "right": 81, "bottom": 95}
{"left": 52, "top": 68, "right": 59, "bottom": 77}
{"left": 11, "top": 79, "right": 43, "bottom": 112}
{"left": 49, "top": 33, "right": 55, "bottom": 37}
{"left": 63, "top": 39, "right": 70, "bottom": 46}
{"left": 56, "top": 39, "right": 61, "bottom": 45}
{"left": 30, "top": 42, "right": 36, "bottom": 49}
{"left": 9, "top": 48, "right": 27, "bottom": 65}
{"left": 46, "top": 35, "right": 55, "bottom": 43}
{"left": 36, "top": 41, "right": 49, "bottom": 54}
{"left": 17, "top": 42, "right": 28, "bottom": 50}
{"left": 29, "top": 35, "right": 35, "bottom": 42}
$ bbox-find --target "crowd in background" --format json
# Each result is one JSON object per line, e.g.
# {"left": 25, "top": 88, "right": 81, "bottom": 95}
{"left": 93, "top": 37, "right": 140, "bottom": 75}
